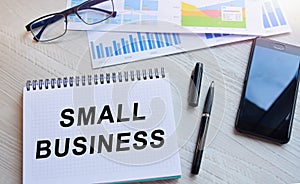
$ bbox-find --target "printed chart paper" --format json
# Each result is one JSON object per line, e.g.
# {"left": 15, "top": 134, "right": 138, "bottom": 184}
{"left": 86, "top": 0, "right": 290, "bottom": 68}
{"left": 261, "top": 0, "right": 291, "bottom": 36}
{"left": 67, "top": 0, "right": 274, "bottom": 35}
{"left": 87, "top": 31, "right": 254, "bottom": 68}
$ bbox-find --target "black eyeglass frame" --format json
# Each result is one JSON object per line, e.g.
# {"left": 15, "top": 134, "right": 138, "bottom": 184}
{"left": 25, "top": 0, "right": 117, "bottom": 42}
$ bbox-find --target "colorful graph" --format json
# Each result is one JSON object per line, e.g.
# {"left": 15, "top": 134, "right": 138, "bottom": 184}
{"left": 181, "top": 0, "right": 246, "bottom": 28}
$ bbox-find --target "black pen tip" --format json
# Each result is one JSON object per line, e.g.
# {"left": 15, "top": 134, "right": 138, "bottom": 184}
{"left": 210, "top": 81, "right": 214, "bottom": 88}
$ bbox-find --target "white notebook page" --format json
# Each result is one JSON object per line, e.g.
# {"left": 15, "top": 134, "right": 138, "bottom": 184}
{"left": 23, "top": 72, "right": 181, "bottom": 184}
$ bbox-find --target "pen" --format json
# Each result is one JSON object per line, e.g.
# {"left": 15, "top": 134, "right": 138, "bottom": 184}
{"left": 191, "top": 81, "right": 214, "bottom": 175}
{"left": 188, "top": 62, "right": 203, "bottom": 107}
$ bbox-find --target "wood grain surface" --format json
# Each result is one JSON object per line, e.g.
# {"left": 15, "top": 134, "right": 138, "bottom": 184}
{"left": 1, "top": 0, "right": 300, "bottom": 183}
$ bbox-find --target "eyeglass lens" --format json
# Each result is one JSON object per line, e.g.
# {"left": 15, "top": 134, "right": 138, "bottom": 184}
{"left": 30, "top": 14, "right": 67, "bottom": 42}
{"left": 76, "top": 0, "right": 114, "bottom": 25}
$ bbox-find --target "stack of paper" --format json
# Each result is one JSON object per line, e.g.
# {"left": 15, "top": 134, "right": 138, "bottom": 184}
{"left": 66, "top": 0, "right": 290, "bottom": 68}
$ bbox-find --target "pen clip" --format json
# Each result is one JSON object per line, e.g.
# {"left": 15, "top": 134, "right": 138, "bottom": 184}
{"left": 188, "top": 62, "right": 203, "bottom": 107}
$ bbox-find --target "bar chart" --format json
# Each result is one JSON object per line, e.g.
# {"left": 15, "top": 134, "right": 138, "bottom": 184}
{"left": 262, "top": 0, "right": 287, "bottom": 29}
{"left": 204, "top": 33, "right": 230, "bottom": 39}
{"left": 88, "top": 31, "right": 257, "bottom": 68}
{"left": 89, "top": 32, "right": 181, "bottom": 62}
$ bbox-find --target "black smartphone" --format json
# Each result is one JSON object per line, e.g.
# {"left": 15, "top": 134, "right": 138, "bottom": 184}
{"left": 235, "top": 37, "right": 300, "bottom": 144}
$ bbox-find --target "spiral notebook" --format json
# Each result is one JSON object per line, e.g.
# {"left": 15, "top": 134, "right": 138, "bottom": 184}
{"left": 23, "top": 68, "right": 181, "bottom": 184}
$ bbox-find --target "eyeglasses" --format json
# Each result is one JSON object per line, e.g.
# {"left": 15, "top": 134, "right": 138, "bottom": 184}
{"left": 25, "top": 0, "right": 116, "bottom": 42}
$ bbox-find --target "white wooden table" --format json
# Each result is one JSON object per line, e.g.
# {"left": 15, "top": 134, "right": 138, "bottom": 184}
{"left": 1, "top": 0, "right": 300, "bottom": 183}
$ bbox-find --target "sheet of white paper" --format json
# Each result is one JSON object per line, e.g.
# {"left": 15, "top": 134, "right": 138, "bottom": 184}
{"left": 87, "top": 31, "right": 254, "bottom": 68}
{"left": 66, "top": 0, "right": 280, "bottom": 35}
{"left": 86, "top": 0, "right": 290, "bottom": 68}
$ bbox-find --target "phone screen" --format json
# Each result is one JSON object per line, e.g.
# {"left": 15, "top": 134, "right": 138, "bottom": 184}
{"left": 235, "top": 38, "right": 300, "bottom": 143}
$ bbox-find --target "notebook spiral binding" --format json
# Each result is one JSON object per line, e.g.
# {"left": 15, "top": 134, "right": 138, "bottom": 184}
{"left": 26, "top": 68, "right": 165, "bottom": 91}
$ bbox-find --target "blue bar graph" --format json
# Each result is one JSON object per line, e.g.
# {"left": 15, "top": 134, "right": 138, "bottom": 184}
{"left": 172, "top": 33, "right": 178, "bottom": 45}
{"left": 262, "top": 8, "right": 271, "bottom": 28}
{"left": 262, "top": 0, "right": 287, "bottom": 29}
{"left": 214, "top": 33, "right": 221, "bottom": 38}
{"left": 268, "top": 11, "right": 279, "bottom": 27}
{"left": 105, "top": 47, "right": 109, "bottom": 57}
{"left": 142, "top": 36, "right": 148, "bottom": 50}
{"left": 90, "top": 42, "right": 96, "bottom": 59}
{"left": 275, "top": 8, "right": 286, "bottom": 25}
{"left": 134, "top": 38, "right": 139, "bottom": 52}
{"left": 117, "top": 43, "right": 121, "bottom": 55}
{"left": 129, "top": 35, "right": 135, "bottom": 52}
{"left": 100, "top": 44, "right": 104, "bottom": 58}
{"left": 121, "top": 38, "right": 127, "bottom": 54}
{"left": 109, "top": 47, "right": 113, "bottom": 56}
{"left": 90, "top": 32, "right": 181, "bottom": 60}
{"left": 146, "top": 33, "right": 152, "bottom": 49}
{"left": 126, "top": 41, "right": 130, "bottom": 53}
{"left": 163, "top": 33, "right": 168, "bottom": 46}
{"left": 205, "top": 33, "right": 213, "bottom": 39}
{"left": 159, "top": 34, "right": 165, "bottom": 47}
{"left": 113, "top": 41, "right": 118, "bottom": 56}
{"left": 204, "top": 33, "right": 231, "bottom": 39}
{"left": 96, "top": 45, "right": 101, "bottom": 58}
{"left": 167, "top": 34, "right": 172, "bottom": 45}
{"left": 176, "top": 34, "right": 181, "bottom": 44}
{"left": 150, "top": 34, "right": 155, "bottom": 49}
{"left": 137, "top": 32, "right": 144, "bottom": 51}
{"left": 155, "top": 33, "right": 161, "bottom": 48}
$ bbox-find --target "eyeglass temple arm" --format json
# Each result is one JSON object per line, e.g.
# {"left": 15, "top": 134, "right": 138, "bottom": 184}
{"left": 25, "top": 0, "right": 116, "bottom": 31}
{"left": 25, "top": 7, "right": 116, "bottom": 32}
{"left": 25, "top": 15, "right": 64, "bottom": 31}
{"left": 32, "top": 15, "right": 63, "bottom": 41}
{"left": 25, "top": 0, "right": 117, "bottom": 41}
